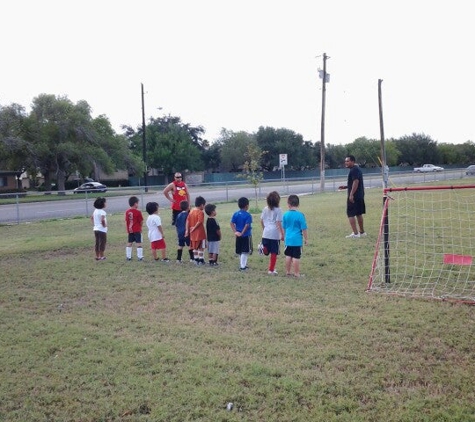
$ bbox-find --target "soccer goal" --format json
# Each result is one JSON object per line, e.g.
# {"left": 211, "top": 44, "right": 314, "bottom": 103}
{"left": 368, "top": 185, "right": 475, "bottom": 304}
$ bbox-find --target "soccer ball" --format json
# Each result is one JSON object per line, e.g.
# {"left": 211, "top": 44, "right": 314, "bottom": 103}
{"left": 258, "top": 243, "right": 264, "bottom": 255}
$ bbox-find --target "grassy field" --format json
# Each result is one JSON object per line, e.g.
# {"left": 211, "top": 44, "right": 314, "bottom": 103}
{"left": 1, "top": 188, "right": 474, "bottom": 421}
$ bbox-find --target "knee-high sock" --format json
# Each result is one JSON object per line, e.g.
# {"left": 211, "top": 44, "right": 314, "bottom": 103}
{"left": 240, "top": 253, "right": 248, "bottom": 268}
{"left": 269, "top": 253, "right": 277, "bottom": 271}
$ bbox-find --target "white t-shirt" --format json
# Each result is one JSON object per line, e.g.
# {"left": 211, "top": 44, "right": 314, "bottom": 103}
{"left": 260, "top": 206, "right": 283, "bottom": 240}
{"left": 146, "top": 214, "right": 163, "bottom": 242}
{"left": 92, "top": 209, "right": 107, "bottom": 233}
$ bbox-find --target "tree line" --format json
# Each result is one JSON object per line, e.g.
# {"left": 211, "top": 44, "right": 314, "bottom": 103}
{"left": 2, "top": 94, "right": 475, "bottom": 190}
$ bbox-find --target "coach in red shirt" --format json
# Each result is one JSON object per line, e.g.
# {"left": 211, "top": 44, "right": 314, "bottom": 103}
{"left": 163, "top": 172, "right": 191, "bottom": 225}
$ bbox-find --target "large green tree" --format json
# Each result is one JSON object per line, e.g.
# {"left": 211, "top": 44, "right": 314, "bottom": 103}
{"left": 345, "top": 137, "right": 401, "bottom": 168}
{"left": 0, "top": 103, "right": 31, "bottom": 173}
{"left": 29, "top": 95, "right": 139, "bottom": 190}
{"left": 394, "top": 133, "right": 439, "bottom": 166}
{"left": 202, "top": 141, "right": 222, "bottom": 173}
{"left": 384, "top": 140, "right": 402, "bottom": 167}
{"left": 325, "top": 143, "right": 348, "bottom": 168}
{"left": 438, "top": 142, "right": 462, "bottom": 165}
{"left": 1, "top": 95, "right": 138, "bottom": 190}
{"left": 89, "top": 115, "right": 142, "bottom": 180}
{"left": 219, "top": 129, "right": 256, "bottom": 172}
{"left": 256, "top": 126, "right": 317, "bottom": 170}
{"left": 25, "top": 95, "right": 97, "bottom": 190}
{"left": 125, "top": 115, "right": 205, "bottom": 181}
{"left": 452, "top": 141, "right": 475, "bottom": 165}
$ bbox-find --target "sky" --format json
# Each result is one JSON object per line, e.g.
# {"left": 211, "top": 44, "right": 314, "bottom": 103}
{"left": 2, "top": 0, "right": 474, "bottom": 145}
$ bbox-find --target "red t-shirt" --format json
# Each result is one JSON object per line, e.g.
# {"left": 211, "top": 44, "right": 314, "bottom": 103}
{"left": 172, "top": 180, "right": 189, "bottom": 211}
{"left": 125, "top": 208, "right": 144, "bottom": 233}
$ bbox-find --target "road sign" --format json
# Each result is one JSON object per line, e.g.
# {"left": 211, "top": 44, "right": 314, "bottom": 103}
{"left": 279, "top": 154, "right": 288, "bottom": 166}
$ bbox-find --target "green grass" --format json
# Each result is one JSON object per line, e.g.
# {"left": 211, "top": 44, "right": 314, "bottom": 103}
{"left": 1, "top": 190, "right": 475, "bottom": 421}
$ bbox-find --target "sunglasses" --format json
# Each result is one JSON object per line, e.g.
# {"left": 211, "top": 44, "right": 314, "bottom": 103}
{"left": 175, "top": 176, "right": 182, "bottom": 178}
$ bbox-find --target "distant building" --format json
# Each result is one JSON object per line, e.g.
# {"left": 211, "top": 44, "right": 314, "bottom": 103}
{"left": 0, "top": 171, "right": 22, "bottom": 192}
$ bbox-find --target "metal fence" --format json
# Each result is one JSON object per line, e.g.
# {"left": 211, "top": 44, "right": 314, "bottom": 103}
{"left": 0, "top": 169, "right": 470, "bottom": 225}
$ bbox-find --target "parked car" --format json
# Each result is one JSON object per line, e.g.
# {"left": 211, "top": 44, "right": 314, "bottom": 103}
{"left": 73, "top": 182, "right": 107, "bottom": 193}
{"left": 413, "top": 164, "right": 444, "bottom": 173}
{"left": 465, "top": 165, "right": 475, "bottom": 175}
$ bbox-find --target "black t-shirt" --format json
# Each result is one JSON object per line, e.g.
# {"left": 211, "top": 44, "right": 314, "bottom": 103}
{"left": 206, "top": 217, "right": 221, "bottom": 241}
{"left": 347, "top": 166, "right": 365, "bottom": 200}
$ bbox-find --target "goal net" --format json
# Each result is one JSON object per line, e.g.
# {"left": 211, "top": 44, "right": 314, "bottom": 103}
{"left": 368, "top": 185, "right": 475, "bottom": 304}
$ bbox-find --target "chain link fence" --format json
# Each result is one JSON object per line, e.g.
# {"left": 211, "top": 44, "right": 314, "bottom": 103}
{"left": 0, "top": 170, "right": 467, "bottom": 225}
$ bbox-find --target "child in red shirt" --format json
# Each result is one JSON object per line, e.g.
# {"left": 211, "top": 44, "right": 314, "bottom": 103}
{"left": 125, "top": 196, "right": 144, "bottom": 261}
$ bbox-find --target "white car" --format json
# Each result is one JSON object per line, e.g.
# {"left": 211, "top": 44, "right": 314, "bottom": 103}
{"left": 465, "top": 165, "right": 475, "bottom": 175}
{"left": 73, "top": 182, "right": 107, "bottom": 193}
{"left": 413, "top": 164, "right": 444, "bottom": 173}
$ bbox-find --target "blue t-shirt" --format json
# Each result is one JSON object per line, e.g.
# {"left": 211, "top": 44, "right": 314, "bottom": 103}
{"left": 231, "top": 210, "right": 252, "bottom": 237}
{"left": 282, "top": 209, "right": 307, "bottom": 247}
{"left": 175, "top": 211, "right": 188, "bottom": 238}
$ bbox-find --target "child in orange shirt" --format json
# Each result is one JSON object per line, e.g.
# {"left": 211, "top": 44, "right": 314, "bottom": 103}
{"left": 185, "top": 196, "right": 207, "bottom": 265}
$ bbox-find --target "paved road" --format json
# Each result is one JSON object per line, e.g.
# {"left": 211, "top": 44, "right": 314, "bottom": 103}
{"left": 0, "top": 170, "right": 468, "bottom": 224}
{"left": 1, "top": 181, "right": 324, "bottom": 224}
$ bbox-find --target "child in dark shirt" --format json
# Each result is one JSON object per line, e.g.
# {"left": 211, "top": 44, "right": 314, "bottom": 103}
{"left": 205, "top": 203, "right": 221, "bottom": 266}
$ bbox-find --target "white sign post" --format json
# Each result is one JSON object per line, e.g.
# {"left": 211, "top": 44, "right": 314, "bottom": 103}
{"left": 279, "top": 154, "right": 288, "bottom": 167}
{"left": 279, "top": 154, "right": 288, "bottom": 193}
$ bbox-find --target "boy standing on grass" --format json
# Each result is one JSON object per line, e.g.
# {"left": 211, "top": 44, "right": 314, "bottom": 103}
{"left": 175, "top": 200, "right": 194, "bottom": 263}
{"left": 92, "top": 197, "right": 107, "bottom": 261}
{"left": 282, "top": 194, "right": 308, "bottom": 278}
{"left": 186, "top": 196, "right": 207, "bottom": 265}
{"left": 205, "top": 203, "right": 221, "bottom": 266}
{"left": 125, "top": 196, "right": 144, "bottom": 261}
{"left": 230, "top": 197, "right": 253, "bottom": 271}
{"left": 145, "top": 202, "right": 169, "bottom": 262}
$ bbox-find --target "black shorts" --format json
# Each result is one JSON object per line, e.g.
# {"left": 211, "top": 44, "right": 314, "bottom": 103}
{"left": 177, "top": 235, "right": 190, "bottom": 248}
{"left": 284, "top": 245, "right": 302, "bottom": 259}
{"left": 172, "top": 209, "right": 181, "bottom": 225}
{"left": 127, "top": 232, "right": 142, "bottom": 243}
{"left": 347, "top": 198, "right": 366, "bottom": 218}
{"left": 262, "top": 238, "right": 280, "bottom": 255}
{"left": 235, "top": 235, "right": 252, "bottom": 255}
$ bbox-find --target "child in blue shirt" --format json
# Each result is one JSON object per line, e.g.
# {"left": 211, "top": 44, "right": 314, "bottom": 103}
{"left": 230, "top": 197, "right": 253, "bottom": 271}
{"left": 282, "top": 194, "right": 308, "bottom": 277}
{"left": 175, "top": 200, "right": 194, "bottom": 263}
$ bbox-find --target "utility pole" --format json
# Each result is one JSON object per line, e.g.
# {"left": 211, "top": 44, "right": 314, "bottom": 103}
{"left": 378, "top": 79, "right": 388, "bottom": 188}
{"left": 319, "top": 53, "right": 329, "bottom": 192}
{"left": 379, "top": 78, "right": 390, "bottom": 284}
{"left": 141, "top": 83, "right": 148, "bottom": 192}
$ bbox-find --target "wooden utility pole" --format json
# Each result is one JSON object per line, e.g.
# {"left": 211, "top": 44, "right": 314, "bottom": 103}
{"left": 320, "top": 53, "right": 329, "bottom": 192}
{"left": 378, "top": 79, "right": 388, "bottom": 188}
{"left": 141, "top": 83, "right": 148, "bottom": 192}
{"left": 379, "top": 78, "right": 390, "bottom": 283}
